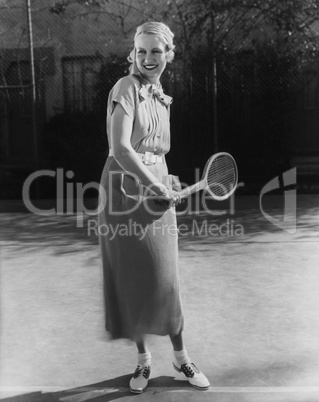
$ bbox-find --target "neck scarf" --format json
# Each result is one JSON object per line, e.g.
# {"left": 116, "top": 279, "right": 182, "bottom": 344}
{"left": 132, "top": 73, "right": 173, "bottom": 107}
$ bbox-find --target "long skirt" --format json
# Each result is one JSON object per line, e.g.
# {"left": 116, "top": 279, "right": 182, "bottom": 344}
{"left": 98, "top": 156, "right": 184, "bottom": 340}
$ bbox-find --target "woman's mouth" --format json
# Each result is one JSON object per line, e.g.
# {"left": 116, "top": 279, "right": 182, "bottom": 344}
{"left": 143, "top": 64, "right": 158, "bottom": 71}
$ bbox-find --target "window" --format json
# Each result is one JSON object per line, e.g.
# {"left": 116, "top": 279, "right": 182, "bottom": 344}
{"left": 62, "top": 57, "right": 102, "bottom": 112}
{"left": 4, "top": 61, "right": 32, "bottom": 118}
{"left": 304, "top": 71, "right": 319, "bottom": 110}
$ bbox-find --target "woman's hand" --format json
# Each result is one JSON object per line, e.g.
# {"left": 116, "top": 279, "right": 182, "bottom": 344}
{"left": 167, "top": 189, "right": 183, "bottom": 208}
{"left": 149, "top": 182, "right": 182, "bottom": 208}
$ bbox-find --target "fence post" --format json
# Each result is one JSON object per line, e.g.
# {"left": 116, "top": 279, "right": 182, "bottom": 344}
{"left": 210, "top": 2, "right": 218, "bottom": 153}
{"left": 26, "top": 0, "right": 39, "bottom": 198}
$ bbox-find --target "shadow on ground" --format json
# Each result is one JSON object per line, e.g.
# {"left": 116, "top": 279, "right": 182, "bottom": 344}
{"left": 0, "top": 375, "right": 191, "bottom": 402}
{"left": 1, "top": 359, "right": 319, "bottom": 402}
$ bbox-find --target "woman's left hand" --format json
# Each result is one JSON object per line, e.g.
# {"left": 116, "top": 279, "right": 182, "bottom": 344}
{"left": 167, "top": 189, "right": 183, "bottom": 208}
{"left": 145, "top": 184, "right": 183, "bottom": 208}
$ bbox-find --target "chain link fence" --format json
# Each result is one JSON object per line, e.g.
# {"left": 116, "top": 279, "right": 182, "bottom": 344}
{"left": 0, "top": 1, "right": 309, "bottom": 199}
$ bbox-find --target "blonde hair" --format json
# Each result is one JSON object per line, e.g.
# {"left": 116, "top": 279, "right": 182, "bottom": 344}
{"left": 128, "top": 21, "right": 175, "bottom": 73}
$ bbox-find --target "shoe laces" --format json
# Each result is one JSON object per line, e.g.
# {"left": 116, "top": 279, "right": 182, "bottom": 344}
{"left": 180, "top": 363, "right": 199, "bottom": 378}
{"left": 133, "top": 364, "right": 151, "bottom": 379}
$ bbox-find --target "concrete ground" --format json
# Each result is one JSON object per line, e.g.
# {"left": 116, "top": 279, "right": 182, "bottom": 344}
{"left": 1, "top": 195, "right": 319, "bottom": 402}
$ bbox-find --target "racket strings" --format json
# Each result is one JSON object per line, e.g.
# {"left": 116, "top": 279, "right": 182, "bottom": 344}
{"left": 207, "top": 156, "right": 236, "bottom": 197}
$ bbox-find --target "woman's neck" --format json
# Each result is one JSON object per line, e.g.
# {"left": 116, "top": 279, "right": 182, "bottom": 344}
{"left": 134, "top": 70, "right": 160, "bottom": 86}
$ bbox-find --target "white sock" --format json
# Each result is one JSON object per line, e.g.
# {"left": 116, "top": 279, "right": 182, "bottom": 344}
{"left": 174, "top": 348, "right": 191, "bottom": 365}
{"left": 137, "top": 352, "right": 152, "bottom": 366}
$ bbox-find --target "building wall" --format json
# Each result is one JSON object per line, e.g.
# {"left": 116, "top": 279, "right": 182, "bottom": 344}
{"left": 0, "top": 0, "right": 136, "bottom": 118}
{"left": 0, "top": 0, "right": 140, "bottom": 168}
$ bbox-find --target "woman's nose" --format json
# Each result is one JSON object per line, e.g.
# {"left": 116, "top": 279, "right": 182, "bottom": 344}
{"left": 144, "top": 52, "right": 153, "bottom": 63}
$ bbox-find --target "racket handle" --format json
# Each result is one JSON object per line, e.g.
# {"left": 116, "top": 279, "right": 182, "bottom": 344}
{"left": 177, "top": 181, "right": 206, "bottom": 199}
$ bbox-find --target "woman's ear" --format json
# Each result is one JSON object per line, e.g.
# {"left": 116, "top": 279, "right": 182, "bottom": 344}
{"left": 128, "top": 48, "right": 140, "bottom": 74}
{"left": 128, "top": 48, "right": 136, "bottom": 63}
{"left": 166, "top": 50, "right": 175, "bottom": 63}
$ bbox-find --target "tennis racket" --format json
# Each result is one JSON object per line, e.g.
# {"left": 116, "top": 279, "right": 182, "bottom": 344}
{"left": 177, "top": 152, "right": 238, "bottom": 201}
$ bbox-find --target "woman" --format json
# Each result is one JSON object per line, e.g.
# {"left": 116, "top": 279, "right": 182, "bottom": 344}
{"left": 98, "top": 21, "right": 210, "bottom": 394}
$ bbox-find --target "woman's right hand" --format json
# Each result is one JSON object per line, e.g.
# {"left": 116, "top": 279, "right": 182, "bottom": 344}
{"left": 149, "top": 182, "right": 182, "bottom": 208}
{"left": 150, "top": 182, "right": 170, "bottom": 197}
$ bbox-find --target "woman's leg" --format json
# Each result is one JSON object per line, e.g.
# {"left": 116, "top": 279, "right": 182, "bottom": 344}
{"left": 135, "top": 334, "right": 149, "bottom": 354}
{"left": 170, "top": 331, "right": 190, "bottom": 364}
{"left": 169, "top": 331, "right": 184, "bottom": 351}
{"left": 130, "top": 334, "right": 152, "bottom": 394}
{"left": 134, "top": 334, "right": 152, "bottom": 366}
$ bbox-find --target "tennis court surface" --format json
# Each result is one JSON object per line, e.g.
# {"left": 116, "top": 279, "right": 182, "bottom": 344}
{"left": 1, "top": 194, "right": 319, "bottom": 402}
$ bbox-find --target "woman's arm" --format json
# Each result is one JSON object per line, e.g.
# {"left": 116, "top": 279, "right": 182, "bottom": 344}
{"left": 110, "top": 103, "right": 169, "bottom": 196}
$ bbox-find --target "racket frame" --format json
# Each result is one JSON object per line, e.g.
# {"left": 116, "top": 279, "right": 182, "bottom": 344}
{"left": 178, "top": 152, "right": 238, "bottom": 201}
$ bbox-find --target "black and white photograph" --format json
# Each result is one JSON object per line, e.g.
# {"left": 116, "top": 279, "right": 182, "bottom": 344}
{"left": 1, "top": 1, "right": 319, "bottom": 401}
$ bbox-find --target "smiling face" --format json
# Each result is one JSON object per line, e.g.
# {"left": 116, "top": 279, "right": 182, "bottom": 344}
{"left": 135, "top": 34, "right": 168, "bottom": 84}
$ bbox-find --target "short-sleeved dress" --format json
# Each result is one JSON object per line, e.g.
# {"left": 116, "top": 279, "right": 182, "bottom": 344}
{"left": 98, "top": 73, "right": 184, "bottom": 340}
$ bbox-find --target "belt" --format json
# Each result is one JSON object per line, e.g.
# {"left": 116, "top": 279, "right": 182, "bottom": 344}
{"left": 108, "top": 149, "right": 164, "bottom": 165}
